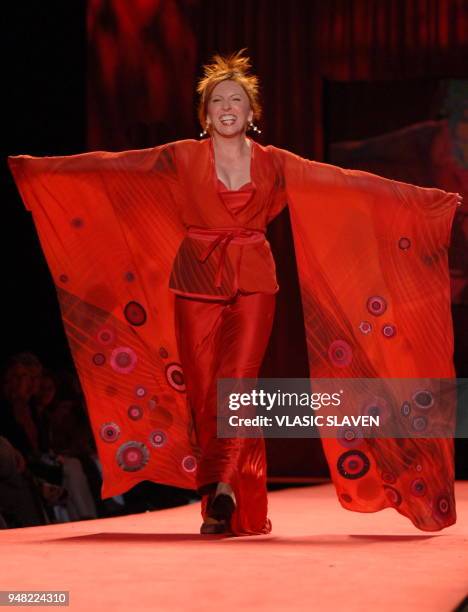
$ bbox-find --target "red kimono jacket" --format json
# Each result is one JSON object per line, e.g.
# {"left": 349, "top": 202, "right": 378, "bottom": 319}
{"left": 7, "top": 137, "right": 460, "bottom": 532}
{"left": 169, "top": 137, "right": 285, "bottom": 298}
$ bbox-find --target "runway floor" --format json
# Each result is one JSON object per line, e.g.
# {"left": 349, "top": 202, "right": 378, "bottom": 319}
{"left": 1, "top": 482, "right": 467, "bottom": 611}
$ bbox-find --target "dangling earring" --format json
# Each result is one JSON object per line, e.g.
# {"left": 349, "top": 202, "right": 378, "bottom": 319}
{"left": 199, "top": 123, "right": 210, "bottom": 138}
{"left": 248, "top": 121, "right": 262, "bottom": 135}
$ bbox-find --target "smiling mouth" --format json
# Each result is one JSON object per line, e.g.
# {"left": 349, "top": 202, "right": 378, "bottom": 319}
{"left": 220, "top": 115, "right": 237, "bottom": 125}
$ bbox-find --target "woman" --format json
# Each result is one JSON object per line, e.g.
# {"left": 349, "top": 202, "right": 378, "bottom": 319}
{"left": 171, "top": 54, "right": 282, "bottom": 534}
{"left": 8, "top": 50, "right": 462, "bottom": 536}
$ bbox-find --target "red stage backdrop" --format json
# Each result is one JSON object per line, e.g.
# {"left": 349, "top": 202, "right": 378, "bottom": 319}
{"left": 87, "top": 0, "right": 198, "bottom": 150}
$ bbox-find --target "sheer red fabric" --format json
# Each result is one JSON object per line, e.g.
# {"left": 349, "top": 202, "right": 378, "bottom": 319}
{"left": 7, "top": 137, "right": 461, "bottom": 534}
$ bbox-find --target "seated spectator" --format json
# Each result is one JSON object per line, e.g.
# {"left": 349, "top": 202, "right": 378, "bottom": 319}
{"left": 0, "top": 353, "right": 97, "bottom": 522}
{"left": 35, "top": 368, "right": 114, "bottom": 518}
{"left": 0, "top": 435, "right": 47, "bottom": 527}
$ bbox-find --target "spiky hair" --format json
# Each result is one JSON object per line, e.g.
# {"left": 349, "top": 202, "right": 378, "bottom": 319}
{"left": 196, "top": 48, "right": 262, "bottom": 130}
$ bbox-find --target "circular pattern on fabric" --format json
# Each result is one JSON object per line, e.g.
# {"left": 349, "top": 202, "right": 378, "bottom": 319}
{"left": 433, "top": 494, "right": 451, "bottom": 519}
{"left": 58, "top": 274, "right": 69, "bottom": 283}
{"left": 340, "top": 493, "right": 352, "bottom": 503}
{"left": 398, "top": 237, "right": 411, "bottom": 250}
{"left": 116, "top": 442, "right": 150, "bottom": 472}
{"left": 328, "top": 340, "right": 353, "bottom": 368}
{"left": 337, "top": 450, "right": 370, "bottom": 480}
{"left": 362, "top": 397, "right": 389, "bottom": 424}
{"left": 124, "top": 271, "right": 136, "bottom": 282}
{"left": 165, "top": 363, "right": 186, "bottom": 392}
{"left": 100, "top": 422, "right": 121, "bottom": 443}
{"left": 411, "top": 415, "right": 428, "bottom": 432}
{"left": 124, "top": 301, "right": 147, "bottom": 326}
{"left": 366, "top": 296, "right": 387, "bottom": 316}
{"left": 92, "top": 353, "right": 106, "bottom": 366}
{"left": 359, "top": 321, "right": 373, "bottom": 335}
{"left": 127, "top": 405, "right": 143, "bottom": 421}
{"left": 135, "top": 385, "right": 147, "bottom": 398}
{"left": 412, "top": 390, "right": 434, "bottom": 410}
{"left": 149, "top": 430, "right": 167, "bottom": 448}
{"left": 384, "top": 485, "right": 402, "bottom": 506}
{"left": 71, "top": 217, "right": 84, "bottom": 229}
{"left": 337, "top": 426, "right": 364, "bottom": 449}
{"left": 110, "top": 347, "right": 138, "bottom": 374}
{"left": 381, "top": 323, "right": 397, "bottom": 338}
{"left": 97, "top": 327, "right": 115, "bottom": 346}
{"left": 159, "top": 347, "right": 169, "bottom": 359}
{"left": 382, "top": 471, "right": 397, "bottom": 484}
{"left": 410, "top": 478, "right": 427, "bottom": 497}
{"left": 182, "top": 455, "right": 197, "bottom": 473}
{"left": 401, "top": 401, "right": 411, "bottom": 417}
{"left": 416, "top": 464, "right": 423, "bottom": 472}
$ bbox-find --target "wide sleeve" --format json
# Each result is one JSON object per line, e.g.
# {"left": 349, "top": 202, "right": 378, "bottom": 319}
{"left": 7, "top": 142, "right": 198, "bottom": 499}
{"left": 269, "top": 144, "right": 461, "bottom": 377}
{"left": 268, "top": 145, "right": 459, "bottom": 531}
{"left": 272, "top": 144, "right": 461, "bottom": 216}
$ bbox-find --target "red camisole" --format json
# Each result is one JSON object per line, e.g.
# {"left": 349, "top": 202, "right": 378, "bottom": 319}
{"left": 217, "top": 178, "right": 255, "bottom": 215}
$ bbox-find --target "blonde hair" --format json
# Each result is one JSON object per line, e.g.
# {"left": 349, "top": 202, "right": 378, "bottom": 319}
{"left": 196, "top": 48, "right": 262, "bottom": 132}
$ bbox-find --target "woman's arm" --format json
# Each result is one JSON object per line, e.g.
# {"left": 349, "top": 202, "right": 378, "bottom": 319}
{"left": 268, "top": 144, "right": 462, "bottom": 217}
{"left": 7, "top": 141, "right": 185, "bottom": 211}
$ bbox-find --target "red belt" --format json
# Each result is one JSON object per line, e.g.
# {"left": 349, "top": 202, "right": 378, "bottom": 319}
{"left": 186, "top": 226, "right": 266, "bottom": 288}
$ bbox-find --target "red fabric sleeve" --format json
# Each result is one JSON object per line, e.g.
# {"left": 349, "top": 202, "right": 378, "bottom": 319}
{"left": 7, "top": 143, "right": 197, "bottom": 499}
{"left": 273, "top": 145, "right": 459, "bottom": 531}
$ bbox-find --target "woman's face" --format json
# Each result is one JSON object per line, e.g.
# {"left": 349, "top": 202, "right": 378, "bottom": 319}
{"left": 3, "top": 363, "right": 41, "bottom": 402}
{"left": 206, "top": 79, "right": 253, "bottom": 137}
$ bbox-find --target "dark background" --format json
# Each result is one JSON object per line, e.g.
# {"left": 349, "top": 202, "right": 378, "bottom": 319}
{"left": 3, "top": 0, "right": 467, "bottom": 479}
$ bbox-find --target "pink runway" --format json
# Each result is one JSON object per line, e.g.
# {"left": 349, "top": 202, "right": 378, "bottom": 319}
{"left": 2, "top": 482, "right": 467, "bottom": 611}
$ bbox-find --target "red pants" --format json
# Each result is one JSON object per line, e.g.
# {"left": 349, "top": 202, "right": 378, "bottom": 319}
{"left": 174, "top": 291, "right": 276, "bottom": 535}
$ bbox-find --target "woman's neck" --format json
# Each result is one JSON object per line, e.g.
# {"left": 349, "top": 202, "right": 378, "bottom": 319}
{"left": 211, "top": 132, "right": 251, "bottom": 161}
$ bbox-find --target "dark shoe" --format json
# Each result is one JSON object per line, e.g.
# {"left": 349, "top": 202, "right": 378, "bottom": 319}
{"left": 209, "top": 493, "right": 236, "bottom": 523}
{"left": 199, "top": 492, "right": 236, "bottom": 535}
{"left": 200, "top": 518, "right": 229, "bottom": 534}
